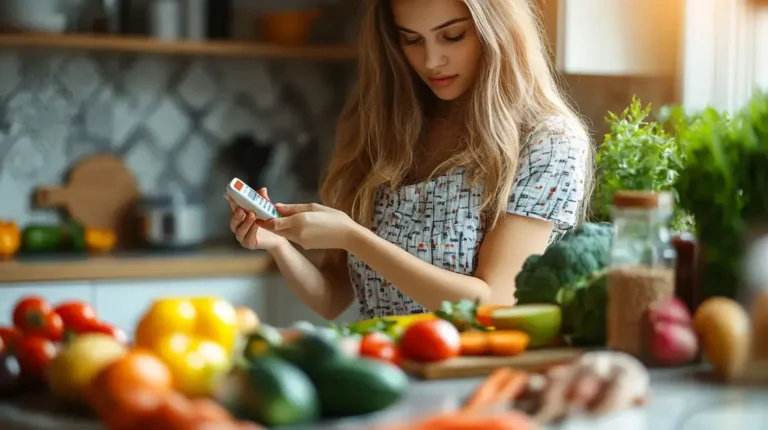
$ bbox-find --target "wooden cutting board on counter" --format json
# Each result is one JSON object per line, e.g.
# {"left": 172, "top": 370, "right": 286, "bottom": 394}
{"left": 401, "top": 348, "right": 585, "bottom": 380}
{"left": 34, "top": 154, "right": 140, "bottom": 246}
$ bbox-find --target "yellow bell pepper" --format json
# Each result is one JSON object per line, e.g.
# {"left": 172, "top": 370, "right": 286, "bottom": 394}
{"left": 0, "top": 220, "right": 21, "bottom": 259}
{"left": 134, "top": 297, "right": 239, "bottom": 397}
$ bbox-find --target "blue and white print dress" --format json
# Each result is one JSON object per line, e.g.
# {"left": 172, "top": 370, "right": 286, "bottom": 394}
{"left": 347, "top": 116, "right": 590, "bottom": 319}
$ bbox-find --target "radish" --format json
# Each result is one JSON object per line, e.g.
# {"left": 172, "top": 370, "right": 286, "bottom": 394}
{"left": 648, "top": 297, "right": 692, "bottom": 326}
{"left": 649, "top": 320, "right": 699, "bottom": 365}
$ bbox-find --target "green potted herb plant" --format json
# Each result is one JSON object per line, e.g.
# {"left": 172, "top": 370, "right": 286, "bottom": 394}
{"left": 592, "top": 96, "right": 693, "bottom": 232}
{"left": 673, "top": 91, "right": 768, "bottom": 302}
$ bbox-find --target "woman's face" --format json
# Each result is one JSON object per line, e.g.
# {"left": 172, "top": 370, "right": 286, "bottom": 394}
{"left": 391, "top": 0, "right": 481, "bottom": 101}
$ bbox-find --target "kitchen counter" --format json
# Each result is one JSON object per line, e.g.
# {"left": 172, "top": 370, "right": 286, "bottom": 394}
{"left": 1, "top": 367, "right": 767, "bottom": 430}
{"left": 0, "top": 247, "right": 277, "bottom": 283}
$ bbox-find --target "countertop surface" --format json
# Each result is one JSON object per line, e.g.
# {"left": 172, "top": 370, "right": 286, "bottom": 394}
{"left": 1, "top": 367, "right": 766, "bottom": 430}
{"left": 0, "top": 247, "right": 280, "bottom": 283}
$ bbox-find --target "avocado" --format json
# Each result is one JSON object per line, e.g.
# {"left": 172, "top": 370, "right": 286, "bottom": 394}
{"left": 243, "top": 324, "right": 284, "bottom": 361}
{"left": 218, "top": 357, "right": 319, "bottom": 427}
{"left": 274, "top": 332, "right": 345, "bottom": 373}
{"left": 310, "top": 357, "right": 409, "bottom": 418}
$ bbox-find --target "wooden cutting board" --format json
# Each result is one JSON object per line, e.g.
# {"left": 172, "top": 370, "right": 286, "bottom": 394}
{"left": 34, "top": 154, "right": 140, "bottom": 246}
{"left": 401, "top": 348, "right": 585, "bottom": 380}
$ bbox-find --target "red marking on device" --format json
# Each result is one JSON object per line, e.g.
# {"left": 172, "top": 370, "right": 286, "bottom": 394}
{"left": 234, "top": 180, "right": 244, "bottom": 191}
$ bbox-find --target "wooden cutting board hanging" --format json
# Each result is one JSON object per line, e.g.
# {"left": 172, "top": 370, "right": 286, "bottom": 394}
{"left": 34, "top": 154, "right": 141, "bottom": 247}
{"left": 401, "top": 348, "right": 585, "bottom": 380}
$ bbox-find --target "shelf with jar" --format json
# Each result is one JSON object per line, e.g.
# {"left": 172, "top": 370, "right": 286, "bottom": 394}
{"left": 0, "top": 1, "right": 357, "bottom": 61}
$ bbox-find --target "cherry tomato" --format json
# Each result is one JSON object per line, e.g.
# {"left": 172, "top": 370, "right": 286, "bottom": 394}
{"left": 0, "top": 327, "right": 20, "bottom": 354}
{"left": 360, "top": 332, "right": 400, "bottom": 365}
{"left": 54, "top": 301, "right": 98, "bottom": 332}
{"left": 82, "top": 321, "right": 128, "bottom": 344}
{"left": 15, "top": 335, "right": 58, "bottom": 387}
{"left": 13, "top": 297, "right": 64, "bottom": 341}
{"left": 399, "top": 319, "right": 461, "bottom": 363}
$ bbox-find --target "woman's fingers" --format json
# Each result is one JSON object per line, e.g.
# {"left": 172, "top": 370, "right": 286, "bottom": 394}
{"left": 242, "top": 223, "right": 261, "bottom": 248}
{"left": 230, "top": 209, "right": 246, "bottom": 232}
{"left": 235, "top": 213, "right": 256, "bottom": 242}
{"left": 257, "top": 187, "right": 270, "bottom": 201}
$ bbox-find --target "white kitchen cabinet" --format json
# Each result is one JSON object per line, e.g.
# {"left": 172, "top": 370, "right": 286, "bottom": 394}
{"left": 263, "top": 275, "right": 359, "bottom": 328}
{"left": 549, "top": 0, "right": 684, "bottom": 76}
{"left": 0, "top": 282, "right": 94, "bottom": 325}
{"left": 93, "top": 276, "right": 268, "bottom": 337}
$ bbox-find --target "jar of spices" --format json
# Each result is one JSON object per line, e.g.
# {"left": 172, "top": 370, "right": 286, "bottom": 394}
{"left": 607, "top": 191, "right": 677, "bottom": 359}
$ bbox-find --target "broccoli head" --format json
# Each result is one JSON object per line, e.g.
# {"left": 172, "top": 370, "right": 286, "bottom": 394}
{"left": 514, "top": 222, "right": 614, "bottom": 345}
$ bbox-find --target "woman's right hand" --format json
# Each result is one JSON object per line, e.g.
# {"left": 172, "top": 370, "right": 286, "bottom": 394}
{"left": 228, "top": 188, "right": 287, "bottom": 252}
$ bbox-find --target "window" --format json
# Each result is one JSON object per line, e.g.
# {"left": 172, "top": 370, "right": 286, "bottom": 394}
{"left": 679, "top": 0, "right": 768, "bottom": 112}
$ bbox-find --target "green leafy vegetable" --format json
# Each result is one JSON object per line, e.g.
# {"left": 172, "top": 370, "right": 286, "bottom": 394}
{"left": 515, "top": 222, "right": 614, "bottom": 345}
{"left": 674, "top": 90, "right": 768, "bottom": 299}
{"left": 435, "top": 298, "right": 491, "bottom": 332}
{"left": 593, "top": 96, "right": 692, "bottom": 232}
{"left": 330, "top": 319, "right": 397, "bottom": 337}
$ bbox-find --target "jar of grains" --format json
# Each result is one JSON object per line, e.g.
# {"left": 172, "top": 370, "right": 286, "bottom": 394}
{"left": 607, "top": 191, "right": 677, "bottom": 359}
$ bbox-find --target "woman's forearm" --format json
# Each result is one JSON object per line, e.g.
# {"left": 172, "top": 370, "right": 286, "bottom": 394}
{"left": 269, "top": 241, "right": 354, "bottom": 320}
{"left": 344, "top": 225, "right": 491, "bottom": 311}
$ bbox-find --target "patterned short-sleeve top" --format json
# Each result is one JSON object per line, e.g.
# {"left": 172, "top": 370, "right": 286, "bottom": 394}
{"left": 347, "top": 116, "right": 590, "bottom": 319}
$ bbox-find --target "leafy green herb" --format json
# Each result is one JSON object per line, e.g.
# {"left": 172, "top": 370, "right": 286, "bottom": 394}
{"left": 330, "top": 319, "right": 397, "bottom": 337}
{"left": 593, "top": 96, "right": 693, "bottom": 232}
{"left": 673, "top": 90, "right": 768, "bottom": 299}
{"left": 435, "top": 298, "right": 491, "bottom": 332}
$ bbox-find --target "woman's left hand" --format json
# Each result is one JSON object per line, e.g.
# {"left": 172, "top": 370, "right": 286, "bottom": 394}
{"left": 258, "top": 203, "right": 361, "bottom": 250}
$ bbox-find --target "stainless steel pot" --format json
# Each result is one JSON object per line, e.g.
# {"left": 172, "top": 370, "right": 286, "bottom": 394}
{"left": 138, "top": 193, "right": 208, "bottom": 249}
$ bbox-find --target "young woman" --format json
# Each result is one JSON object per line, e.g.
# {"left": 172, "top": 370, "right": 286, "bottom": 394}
{"left": 230, "top": 0, "right": 650, "bottom": 417}
{"left": 230, "top": 0, "right": 590, "bottom": 321}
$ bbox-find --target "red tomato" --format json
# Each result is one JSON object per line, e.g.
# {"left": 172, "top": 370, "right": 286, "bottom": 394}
{"left": 83, "top": 321, "right": 128, "bottom": 344}
{"left": 360, "top": 332, "right": 400, "bottom": 364}
{"left": 399, "top": 319, "right": 461, "bottom": 363}
{"left": 54, "top": 301, "right": 98, "bottom": 332}
{"left": 0, "top": 327, "right": 21, "bottom": 354}
{"left": 13, "top": 297, "right": 64, "bottom": 341}
{"left": 15, "top": 335, "right": 58, "bottom": 386}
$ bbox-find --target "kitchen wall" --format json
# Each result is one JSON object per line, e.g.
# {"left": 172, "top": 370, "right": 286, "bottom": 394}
{"left": 0, "top": 23, "right": 357, "bottom": 241}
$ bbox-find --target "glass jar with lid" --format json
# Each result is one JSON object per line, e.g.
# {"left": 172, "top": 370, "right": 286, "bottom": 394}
{"left": 607, "top": 191, "right": 677, "bottom": 359}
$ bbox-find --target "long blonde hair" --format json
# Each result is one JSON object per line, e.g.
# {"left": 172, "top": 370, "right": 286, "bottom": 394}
{"left": 321, "top": 0, "right": 593, "bottom": 230}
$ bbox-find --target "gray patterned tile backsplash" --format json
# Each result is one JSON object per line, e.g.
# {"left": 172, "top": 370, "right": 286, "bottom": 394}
{"left": 0, "top": 50, "right": 354, "bottom": 238}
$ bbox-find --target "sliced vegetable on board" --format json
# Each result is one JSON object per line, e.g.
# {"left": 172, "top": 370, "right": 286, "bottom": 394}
{"left": 491, "top": 304, "right": 562, "bottom": 348}
{"left": 460, "top": 331, "right": 530, "bottom": 357}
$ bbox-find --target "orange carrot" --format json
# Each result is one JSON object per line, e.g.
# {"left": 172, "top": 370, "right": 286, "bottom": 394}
{"left": 462, "top": 367, "right": 513, "bottom": 411}
{"left": 379, "top": 412, "right": 537, "bottom": 430}
{"left": 460, "top": 331, "right": 491, "bottom": 356}
{"left": 493, "top": 370, "right": 529, "bottom": 404}
{"left": 477, "top": 305, "right": 505, "bottom": 327}
{"left": 489, "top": 330, "right": 530, "bottom": 356}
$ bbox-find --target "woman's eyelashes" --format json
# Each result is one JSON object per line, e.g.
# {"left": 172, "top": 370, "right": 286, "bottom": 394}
{"left": 401, "top": 31, "right": 467, "bottom": 45}
{"left": 444, "top": 31, "right": 466, "bottom": 42}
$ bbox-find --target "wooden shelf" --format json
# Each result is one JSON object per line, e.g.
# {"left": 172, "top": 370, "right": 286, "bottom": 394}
{"left": 0, "top": 33, "right": 357, "bottom": 61}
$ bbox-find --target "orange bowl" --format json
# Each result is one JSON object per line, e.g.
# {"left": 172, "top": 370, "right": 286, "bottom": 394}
{"left": 261, "top": 8, "right": 322, "bottom": 46}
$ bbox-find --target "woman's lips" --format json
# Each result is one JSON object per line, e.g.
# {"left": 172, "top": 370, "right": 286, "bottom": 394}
{"left": 428, "top": 75, "right": 457, "bottom": 88}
